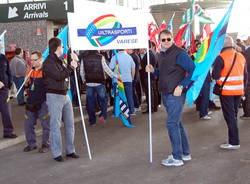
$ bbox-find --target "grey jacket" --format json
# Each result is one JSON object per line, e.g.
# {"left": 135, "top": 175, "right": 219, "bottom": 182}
{"left": 10, "top": 55, "right": 27, "bottom": 77}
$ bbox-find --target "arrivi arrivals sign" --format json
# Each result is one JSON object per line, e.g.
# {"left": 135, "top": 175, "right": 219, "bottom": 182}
{"left": 0, "top": 0, "right": 74, "bottom": 23}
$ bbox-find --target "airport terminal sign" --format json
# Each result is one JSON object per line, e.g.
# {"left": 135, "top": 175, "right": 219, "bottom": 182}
{"left": 0, "top": 0, "right": 74, "bottom": 22}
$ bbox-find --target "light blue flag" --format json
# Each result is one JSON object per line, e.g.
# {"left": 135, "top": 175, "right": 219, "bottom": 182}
{"left": 43, "top": 25, "right": 68, "bottom": 61}
{"left": 42, "top": 25, "right": 72, "bottom": 100}
{"left": 0, "top": 30, "right": 7, "bottom": 54}
{"left": 184, "top": 24, "right": 191, "bottom": 49}
{"left": 167, "top": 12, "right": 175, "bottom": 33}
{"left": 186, "top": 0, "right": 235, "bottom": 106}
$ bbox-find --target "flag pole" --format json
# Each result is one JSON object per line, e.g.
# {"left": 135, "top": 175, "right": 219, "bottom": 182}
{"left": 73, "top": 66, "right": 92, "bottom": 160}
{"left": 16, "top": 68, "right": 33, "bottom": 97}
{"left": 146, "top": 44, "right": 153, "bottom": 163}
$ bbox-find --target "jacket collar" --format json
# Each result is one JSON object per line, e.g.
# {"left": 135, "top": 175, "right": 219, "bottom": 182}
{"left": 221, "top": 46, "right": 235, "bottom": 53}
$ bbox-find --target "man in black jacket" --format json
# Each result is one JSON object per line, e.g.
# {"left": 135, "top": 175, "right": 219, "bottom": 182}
{"left": 241, "top": 36, "right": 250, "bottom": 120}
{"left": 0, "top": 41, "right": 17, "bottom": 139}
{"left": 43, "top": 37, "right": 79, "bottom": 162}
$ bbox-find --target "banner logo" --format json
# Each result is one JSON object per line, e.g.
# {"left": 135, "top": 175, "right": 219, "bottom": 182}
{"left": 77, "top": 14, "right": 137, "bottom": 47}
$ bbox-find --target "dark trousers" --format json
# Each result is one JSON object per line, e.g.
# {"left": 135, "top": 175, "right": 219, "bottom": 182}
{"left": 143, "top": 79, "right": 158, "bottom": 112}
{"left": 135, "top": 80, "right": 142, "bottom": 105}
{"left": 196, "top": 80, "right": 210, "bottom": 117}
{"left": 220, "top": 95, "right": 241, "bottom": 145}
{"left": 0, "top": 89, "right": 14, "bottom": 136}
{"left": 132, "top": 80, "right": 140, "bottom": 108}
{"left": 24, "top": 102, "right": 50, "bottom": 147}
{"left": 242, "top": 86, "right": 250, "bottom": 116}
{"left": 70, "top": 76, "right": 78, "bottom": 106}
{"left": 105, "top": 77, "right": 114, "bottom": 106}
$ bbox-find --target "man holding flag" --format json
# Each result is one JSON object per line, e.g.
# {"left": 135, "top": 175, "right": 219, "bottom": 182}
{"left": 146, "top": 29, "right": 194, "bottom": 167}
{"left": 43, "top": 37, "right": 79, "bottom": 162}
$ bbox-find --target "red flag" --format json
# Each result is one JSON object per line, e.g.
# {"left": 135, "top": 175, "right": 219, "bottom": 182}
{"left": 158, "top": 20, "right": 167, "bottom": 32}
{"left": 148, "top": 22, "right": 157, "bottom": 38}
{"left": 191, "top": 32, "right": 196, "bottom": 54}
{"left": 174, "top": 23, "right": 188, "bottom": 47}
{"left": 200, "top": 24, "right": 211, "bottom": 42}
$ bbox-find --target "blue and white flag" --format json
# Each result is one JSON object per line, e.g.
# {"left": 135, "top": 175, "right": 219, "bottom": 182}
{"left": 167, "top": 12, "right": 175, "bottom": 33}
{"left": 0, "top": 30, "right": 7, "bottom": 54}
{"left": 186, "top": 0, "right": 235, "bottom": 106}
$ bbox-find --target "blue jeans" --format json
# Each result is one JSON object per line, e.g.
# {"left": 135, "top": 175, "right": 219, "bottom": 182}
{"left": 46, "top": 93, "right": 75, "bottom": 158}
{"left": 13, "top": 76, "right": 25, "bottom": 104}
{"left": 86, "top": 84, "right": 108, "bottom": 125}
{"left": 123, "top": 82, "right": 135, "bottom": 114}
{"left": 24, "top": 102, "right": 50, "bottom": 147}
{"left": 162, "top": 93, "right": 190, "bottom": 160}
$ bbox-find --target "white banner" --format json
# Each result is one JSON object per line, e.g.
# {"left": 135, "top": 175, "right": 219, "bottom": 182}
{"left": 67, "top": 2, "right": 148, "bottom": 50}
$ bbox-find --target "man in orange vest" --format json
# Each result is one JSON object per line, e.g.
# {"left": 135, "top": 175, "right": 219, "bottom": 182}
{"left": 212, "top": 36, "right": 248, "bottom": 150}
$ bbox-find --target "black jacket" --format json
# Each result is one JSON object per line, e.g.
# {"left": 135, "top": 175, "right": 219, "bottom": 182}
{"left": 43, "top": 53, "right": 73, "bottom": 95}
{"left": 82, "top": 50, "right": 105, "bottom": 84}
{"left": 0, "top": 54, "right": 12, "bottom": 89}
{"left": 158, "top": 44, "right": 186, "bottom": 94}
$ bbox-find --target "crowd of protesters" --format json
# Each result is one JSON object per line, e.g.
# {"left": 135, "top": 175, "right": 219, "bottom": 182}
{"left": 0, "top": 33, "right": 249, "bottom": 166}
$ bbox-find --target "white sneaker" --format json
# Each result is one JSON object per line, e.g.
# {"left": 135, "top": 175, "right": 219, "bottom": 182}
{"left": 161, "top": 155, "right": 184, "bottom": 167}
{"left": 207, "top": 111, "right": 212, "bottom": 115}
{"left": 182, "top": 154, "right": 192, "bottom": 161}
{"left": 135, "top": 107, "right": 141, "bottom": 112}
{"left": 200, "top": 115, "right": 211, "bottom": 120}
{"left": 220, "top": 143, "right": 240, "bottom": 150}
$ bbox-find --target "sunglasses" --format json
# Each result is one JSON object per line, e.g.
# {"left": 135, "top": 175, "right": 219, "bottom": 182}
{"left": 161, "top": 38, "right": 172, "bottom": 42}
{"left": 31, "top": 58, "right": 41, "bottom": 62}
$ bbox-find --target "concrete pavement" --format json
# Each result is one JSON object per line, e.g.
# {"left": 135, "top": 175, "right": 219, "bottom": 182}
{"left": 0, "top": 98, "right": 250, "bottom": 184}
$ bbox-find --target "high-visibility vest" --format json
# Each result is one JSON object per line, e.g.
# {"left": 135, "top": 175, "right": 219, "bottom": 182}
{"left": 216, "top": 49, "right": 246, "bottom": 96}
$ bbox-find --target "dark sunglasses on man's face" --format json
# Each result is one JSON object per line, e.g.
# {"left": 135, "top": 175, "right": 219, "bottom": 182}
{"left": 161, "top": 38, "right": 172, "bottom": 42}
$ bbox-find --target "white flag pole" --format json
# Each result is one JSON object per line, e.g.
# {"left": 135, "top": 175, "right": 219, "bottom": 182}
{"left": 146, "top": 43, "right": 153, "bottom": 163}
{"left": 73, "top": 66, "right": 92, "bottom": 160}
{"left": 16, "top": 68, "right": 33, "bottom": 97}
{"left": 68, "top": 21, "right": 92, "bottom": 160}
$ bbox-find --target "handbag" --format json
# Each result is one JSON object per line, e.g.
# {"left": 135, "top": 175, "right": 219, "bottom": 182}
{"left": 213, "top": 53, "right": 237, "bottom": 95}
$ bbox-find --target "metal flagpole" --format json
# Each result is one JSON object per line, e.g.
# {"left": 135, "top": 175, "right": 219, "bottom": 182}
{"left": 73, "top": 60, "right": 92, "bottom": 160}
{"left": 16, "top": 68, "right": 33, "bottom": 97}
{"left": 146, "top": 45, "right": 153, "bottom": 163}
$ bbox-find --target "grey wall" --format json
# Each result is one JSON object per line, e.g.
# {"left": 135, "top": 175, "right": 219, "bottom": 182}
{"left": 0, "top": 20, "right": 47, "bottom": 53}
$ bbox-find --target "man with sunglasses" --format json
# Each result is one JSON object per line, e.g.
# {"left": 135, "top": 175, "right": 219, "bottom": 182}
{"left": 146, "top": 29, "right": 195, "bottom": 167}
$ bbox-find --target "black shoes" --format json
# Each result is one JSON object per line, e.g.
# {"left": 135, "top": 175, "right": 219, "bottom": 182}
{"left": 66, "top": 152, "right": 80, "bottom": 159}
{"left": 54, "top": 155, "right": 64, "bottom": 162}
{"left": 18, "top": 102, "right": 26, "bottom": 106}
{"left": 38, "top": 144, "right": 49, "bottom": 153}
{"left": 54, "top": 153, "right": 79, "bottom": 162}
{"left": 23, "top": 146, "right": 37, "bottom": 152}
{"left": 3, "top": 133, "right": 18, "bottom": 139}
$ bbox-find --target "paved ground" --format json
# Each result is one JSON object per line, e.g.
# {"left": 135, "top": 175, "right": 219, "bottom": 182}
{"left": 0, "top": 98, "right": 250, "bottom": 184}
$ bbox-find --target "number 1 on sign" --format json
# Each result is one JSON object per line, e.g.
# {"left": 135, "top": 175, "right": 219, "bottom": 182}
{"left": 64, "top": 1, "right": 68, "bottom": 11}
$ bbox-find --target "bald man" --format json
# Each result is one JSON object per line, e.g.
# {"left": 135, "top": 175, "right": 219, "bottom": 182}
{"left": 212, "top": 36, "right": 248, "bottom": 150}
